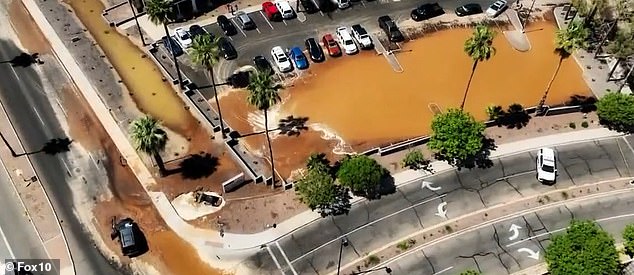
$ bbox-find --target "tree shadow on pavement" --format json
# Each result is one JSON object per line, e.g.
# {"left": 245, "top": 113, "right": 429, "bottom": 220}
{"left": 170, "top": 153, "right": 219, "bottom": 179}
{"left": 0, "top": 52, "right": 42, "bottom": 68}
{"left": 16, "top": 137, "right": 73, "bottom": 157}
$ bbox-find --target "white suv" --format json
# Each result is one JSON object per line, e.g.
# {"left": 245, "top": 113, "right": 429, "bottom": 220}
{"left": 275, "top": 0, "right": 295, "bottom": 19}
{"left": 536, "top": 148, "right": 557, "bottom": 184}
{"left": 271, "top": 46, "right": 292, "bottom": 72}
{"left": 351, "top": 24, "right": 373, "bottom": 49}
{"left": 335, "top": 27, "right": 358, "bottom": 55}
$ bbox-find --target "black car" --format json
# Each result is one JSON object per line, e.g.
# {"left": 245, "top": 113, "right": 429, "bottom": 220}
{"left": 300, "top": 0, "right": 319, "bottom": 13}
{"left": 161, "top": 36, "right": 183, "bottom": 57}
{"left": 305, "top": 38, "right": 325, "bottom": 62}
{"left": 217, "top": 15, "right": 237, "bottom": 36}
{"left": 188, "top": 24, "right": 209, "bottom": 39}
{"left": 253, "top": 55, "right": 273, "bottom": 74}
{"left": 218, "top": 37, "right": 237, "bottom": 60}
{"left": 410, "top": 3, "right": 444, "bottom": 21}
{"left": 378, "top": 15, "right": 404, "bottom": 43}
{"left": 455, "top": 3, "right": 483, "bottom": 16}
{"left": 110, "top": 218, "right": 146, "bottom": 257}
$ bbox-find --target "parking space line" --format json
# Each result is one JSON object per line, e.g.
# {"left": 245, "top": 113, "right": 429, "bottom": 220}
{"left": 290, "top": 194, "right": 447, "bottom": 264}
{"left": 276, "top": 241, "right": 298, "bottom": 275}
{"left": 256, "top": 28, "right": 262, "bottom": 34}
{"left": 260, "top": 11, "right": 275, "bottom": 30}
{"left": 283, "top": 19, "right": 288, "bottom": 26}
{"left": 266, "top": 245, "right": 286, "bottom": 275}
{"left": 231, "top": 18, "right": 248, "bottom": 37}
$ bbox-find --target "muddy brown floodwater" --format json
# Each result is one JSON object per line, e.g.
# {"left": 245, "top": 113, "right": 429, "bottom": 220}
{"left": 63, "top": 0, "right": 197, "bottom": 135}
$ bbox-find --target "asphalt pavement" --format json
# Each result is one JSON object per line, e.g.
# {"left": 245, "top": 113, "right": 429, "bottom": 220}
{"left": 386, "top": 190, "right": 634, "bottom": 274}
{"left": 241, "top": 136, "right": 634, "bottom": 274}
{"left": 0, "top": 39, "right": 119, "bottom": 274}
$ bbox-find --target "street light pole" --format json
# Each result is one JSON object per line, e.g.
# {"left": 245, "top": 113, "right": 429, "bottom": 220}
{"left": 337, "top": 237, "right": 349, "bottom": 275}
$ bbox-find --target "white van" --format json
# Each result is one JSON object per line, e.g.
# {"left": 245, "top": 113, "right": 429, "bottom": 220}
{"left": 275, "top": 0, "right": 295, "bottom": 19}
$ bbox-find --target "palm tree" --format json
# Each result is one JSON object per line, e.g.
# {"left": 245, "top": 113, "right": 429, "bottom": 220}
{"left": 606, "top": 29, "right": 634, "bottom": 81}
{"left": 462, "top": 24, "right": 496, "bottom": 109}
{"left": 537, "top": 21, "right": 589, "bottom": 112}
{"left": 190, "top": 34, "right": 227, "bottom": 138}
{"left": 130, "top": 116, "right": 169, "bottom": 176}
{"left": 146, "top": 0, "right": 183, "bottom": 86}
{"left": 246, "top": 71, "right": 283, "bottom": 187}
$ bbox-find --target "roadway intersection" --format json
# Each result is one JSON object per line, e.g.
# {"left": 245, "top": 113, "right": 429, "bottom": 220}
{"left": 242, "top": 136, "right": 634, "bottom": 274}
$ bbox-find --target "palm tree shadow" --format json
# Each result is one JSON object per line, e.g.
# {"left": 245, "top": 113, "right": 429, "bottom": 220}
{"left": 14, "top": 138, "right": 73, "bottom": 157}
{"left": 498, "top": 104, "right": 531, "bottom": 129}
{"left": 277, "top": 115, "right": 309, "bottom": 137}
{"left": 169, "top": 153, "right": 219, "bottom": 179}
{"left": 0, "top": 52, "right": 42, "bottom": 68}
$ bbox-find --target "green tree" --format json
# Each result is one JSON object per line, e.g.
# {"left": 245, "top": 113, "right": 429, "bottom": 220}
{"left": 295, "top": 167, "right": 350, "bottom": 217}
{"left": 537, "top": 21, "right": 588, "bottom": 111}
{"left": 606, "top": 29, "right": 634, "bottom": 81}
{"left": 462, "top": 24, "right": 496, "bottom": 109}
{"left": 130, "top": 116, "right": 169, "bottom": 176}
{"left": 337, "top": 155, "right": 386, "bottom": 198}
{"left": 306, "top": 153, "right": 330, "bottom": 172}
{"left": 622, "top": 224, "right": 634, "bottom": 257}
{"left": 460, "top": 270, "right": 481, "bottom": 275}
{"left": 428, "top": 109, "right": 485, "bottom": 167}
{"left": 246, "top": 70, "right": 283, "bottom": 186}
{"left": 545, "top": 220, "right": 619, "bottom": 275}
{"left": 596, "top": 92, "right": 634, "bottom": 132}
{"left": 146, "top": 0, "right": 183, "bottom": 85}
{"left": 401, "top": 149, "right": 430, "bottom": 171}
{"left": 191, "top": 34, "right": 227, "bottom": 138}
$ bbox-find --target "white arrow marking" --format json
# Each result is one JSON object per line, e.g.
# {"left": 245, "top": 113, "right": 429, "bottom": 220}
{"left": 517, "top": 248, "right": 540, "bottom": 260}
{"left": 421, "top": 181, "right": 442, "bottom": 191}
{"left": 435, "top": 202, "right": 448, "bottom": 219}
{"left": 508, "top": 224, "right": 522, "bottom": 241}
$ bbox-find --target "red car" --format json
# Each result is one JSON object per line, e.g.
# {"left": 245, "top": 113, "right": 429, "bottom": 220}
{"left": 322, "top": 34, "right": 341, "bottom": 57}
{"left": 262, "top": 1, "right": 282, "bottom": 21}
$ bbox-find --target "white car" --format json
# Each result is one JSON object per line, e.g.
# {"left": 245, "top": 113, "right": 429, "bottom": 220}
{"left": 351, "top": 24, "right": 373, "bottom": 49}
{"left": 486, "top": 0, "right": 507, "bottom": 17}
{"left": 335, "top": 27, "right": 358, "bottom": 55}
{"left": 275, "top": 0, "right": 295, "bottom": 19}
{"left": 271, "top": 46, "right": 292, "bottom": 72}
{"left": 174, "top": 27, "right": 192, "bottom": 48}
{"left": 536, "top": 148, "right": 557, "bottom": 183}
{"left": 330, "top": 0, "right": 350, "bottom": 9}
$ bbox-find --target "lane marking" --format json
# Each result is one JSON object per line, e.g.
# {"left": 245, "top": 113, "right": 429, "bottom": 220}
{"left": 505, "top": 212, "right": 634, "bottom": 248}
{"left": 32, "top": 107, "right": 46, "bottom": 127}
{"left": 259, "top": 11, "right": 275, "bottom": 30}
{"left": 276, "top": 241, "right": 298, "bottom": 275}
{"left": 0, "top": 220, "right": 16, "bottom": 259}
{"left": 290, "top": 194, "right": 446, "bottom": 264}
{"left": 433, "top": 266, "right": 454, "bottom": 275}
{"left": 495, "top": 170, "right": 534, "bottom": 181}
{"left": 265, "top": 245, "right": 286, "bottom": 274}
{"left": 54, "top": 98, "right": 68, "bottom": 118}
{"left": 9, "top": 66, "right": 21, "bottom": 81}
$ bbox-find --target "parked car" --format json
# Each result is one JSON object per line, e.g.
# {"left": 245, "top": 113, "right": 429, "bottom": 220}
{"left": 410, "top": 3, "right": 444, "bottom": 21}
{"left": 262, "top": 1, "right": 283, "bottom": 21}
{"left": 331, "top": 0, "right": 350, "bottom": 9}
{"left": 289, "top": 47, "right": 309, "bottom": 69}
{"left": 110, "top": 218, "right": 145, "bottom": 257}
{"left": 378, "top": 15, "right": 404, "bottom": 42}
{"left": 351, "top": 24, "right": 373, "bottom": 49}
{"left": 322, "top": 33, "right": 342, "bottom": 57}
{"left": 271, "top": 46, "right": 293, "bottom": 72}
{"left": 217, "top": 15, "right": 237, "bottom": 36}
{"left": 300, "top": 0, "right": 319, "bottom": 13}
{"left": 188, "top": 24, "right": 209, "bottom": 39}
{"left": 275, "top": 0, "right": 295, "bottom": 19}
{"left": 161, "top": 36, "right": 183, "bottom": 57}
{"left": 335, "top": 27, "right": 358, "bottom": 55}
{"left": 536, "top": 147, "right": 558, "bottom": 184}
{"left": 174, "top": 27, "right": 192, "bottom": 48}
{"left": 218, "top": 37, "right": 237, "bottom": 60}
{"left": 253, "top": 55, "right": 274, "bottom": 74}
{"left": 486, "top": 0, "right": 507, "bottom": 17}
{"left": 455, "top": 3, "right": 483, "bottom": 16}
{"left": 235, "top": 11, "right": 256, "bottom": 30}
{"left": 305, "top": 37, "right": 325, "bottom": 62}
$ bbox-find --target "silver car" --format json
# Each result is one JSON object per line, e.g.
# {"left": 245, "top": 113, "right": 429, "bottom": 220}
{"left": 236, "top": 11, "right": 256, "bottom": 30}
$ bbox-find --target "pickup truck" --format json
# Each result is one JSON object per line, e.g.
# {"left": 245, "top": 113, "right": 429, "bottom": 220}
{"left": 351, "top": 24, "right": 373, "bottom": 49}
{"left": 378, "top": 15, "right": 405, "bottom": 43}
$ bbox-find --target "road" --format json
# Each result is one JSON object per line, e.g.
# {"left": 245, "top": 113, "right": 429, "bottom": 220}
{"left": 241, "top": 136, "right": 634, "bottom": 274}
{"left": 0, "top": 36, "right": 119, "bottom": 274}
{"left": 0, "top": 158, "right": 48, "bottom": 262}
{"left": 384, "top": 190, "right": 634, "bottom": 274}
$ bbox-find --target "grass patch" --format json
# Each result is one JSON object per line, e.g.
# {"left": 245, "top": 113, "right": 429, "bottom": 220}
{"left": 396, "top": 239, "right": 417, "bottom": 251}
{"left": 364, "top": 255, "right": 380, "bottom": 267}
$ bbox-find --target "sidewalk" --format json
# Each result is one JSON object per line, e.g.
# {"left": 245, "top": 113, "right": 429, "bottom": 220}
{"left": 0, "top": 103, "right": 74, "bottom": 274}
{"left": 502, "top": 8, "right": 531, "bottom": 52}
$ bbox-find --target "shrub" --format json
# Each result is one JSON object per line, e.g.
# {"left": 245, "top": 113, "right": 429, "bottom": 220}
{"left": 402, "top": 149, "right": 431, "bottom": 171}
{"left": 365, "top": 255, "right": 380, "bottom": 267}
{"left": 486, "top": 105, "right": 503, "bottom": 120}
{"left": 581, "top": 121, "right": 589, "bottom": 128}
{"left": 623, "top": 224, "right": 634, "bottom": 257}
{"left": 569, "top": 122, "right": 576, "bottom": 129}
{"left": 396, "top": 239, "right": 416, "bottom": 251}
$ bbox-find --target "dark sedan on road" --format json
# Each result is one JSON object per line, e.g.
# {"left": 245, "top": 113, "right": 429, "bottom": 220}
{"left": 410, "top": 3, "right": 444, "bottom": 21}
{"left": 188, "top": 24, "right": 209, "bottom": 39}
{"left": 253, "top": 55, "right": 274, "bottom": 74}
{"left": 305, "top": 38, "right": 325, "bottom": 62}
{"left": 455, "top": 3, "right": 483, "bottom": 16}
{"left": 218, "top": 37, "right": 237, "bottom": 60}
{"left": 217, "top": 15, "right": 237, "bottom": 36}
